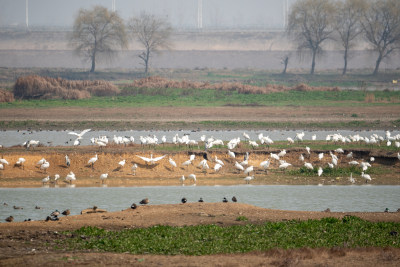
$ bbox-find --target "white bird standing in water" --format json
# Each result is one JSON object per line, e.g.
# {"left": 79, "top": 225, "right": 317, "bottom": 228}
{"left": 188, "top": 174, "right": 196, "bottom": 185}
{"left": 65, "top": 171, "right": 76, "bottom": 184}
{"left": 244, "top": 175, "right": 254, "bottom": 184}
{"left": 42, "top": 175, "right": 50, "bottom": 185}
{"left": 180, "top": 175, "right": 185, "bottom": 185}
{"left": 100, "top": 173, "right": 108, "bottom": 184}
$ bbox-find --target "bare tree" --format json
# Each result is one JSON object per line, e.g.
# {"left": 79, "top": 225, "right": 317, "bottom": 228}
{"left": 335, "top": 0, "right": 367, "bottom": 75}
{"left": 287, "top": 0, "right": 336, "bottom": 74}
{"left": 70, "top": 6, "right": 127, "bottom": 73}
{"left": 281, "top": 54, "right": 290, "bottom": 75}
{"left": 360, "top": 0, "right": 400, "bottom": 75}
{"left": 129, "top": 12, "right": 173, "bottom": 75}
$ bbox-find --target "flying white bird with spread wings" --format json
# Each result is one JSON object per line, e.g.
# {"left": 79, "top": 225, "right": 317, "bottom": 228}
{"left": 136, "top": 154, "right": 167, "bottom": 165}
{"left": 68, "top": 129, "right": 91, "bottom": 139}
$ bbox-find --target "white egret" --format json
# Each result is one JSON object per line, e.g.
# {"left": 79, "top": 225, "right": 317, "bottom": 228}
{"left": 40, "top": 160, "right": 50, "bottom": 173}
{"left": 54, "top": 174, "right": 60, "bottom": 184}
{"left": 136, "top": 154, "right": 166, "bottom": 165}
{"left": 131, "top": 164, "right": 138, "bottom": 175}
{"left": 214, "top": 163, "right": 223, "bottom": 172}
{"left": 278, "top": 149, "right": 286, "bottom": 158}
{"left": 304, "top": 162, "right": 313, "bottom": 170}
{"left": 215, "top": 156, "right": 224, "bottom": 166}
{"left": 243, "top": 132, "right": 250, "bottom": 141}
{"left": 328, "top": 163, "right": 334, "bottom": 169}
{"left": 287, "top": 137, "right": 294, "bottom": 144}
{"left": 36, "top": 158, "right": 46, "bottom": 165}
{"left": 279, "top": 162, "right": 292, "bottom": 170}
{"left": 318, "top": 167, "right": 323, "bottom": 177}
{"left": 305, "top": 146, "right": 310, "bottom": 154}
{"left": 189, "top": 154, "right": 196, "bottom": 161}
{"left": 270, "top": 153, "right": 280, "bottom": 161}
{"left": 299, "top": 154, "right": 305, "bottom": 162}
{"left": 335, "top": 148, "right": 344, "bottom": 153}
{"left": 180, "top": 175, "right": 185, "bottom": 185}
{"left": 65, "top": 155, "right": 70, "bottom": 167}
{"left": 182, "top": 160, "right": 192, "bottom": 169}
{"left": 244, "top": 165, "right": 254, "bottom": 175}
{"left": 169, "top": 157, "right": 177, "bottom": 168}
{"left": 100, "top": 173, "right": 108, "bottom": 184}
{"left": 361, "top": 172, "right": 372, "bottom": 183}
{"left": 370, "top": 157, "right": 375, "bottom": 162}
{"left": 118, "top": 159, "right": 126, "bottom": 168}
{"left": 188, "top": 174, "right": 196, "bottom": 185}
{"left": 228, "top": 150, "right": 235, "bottom": 158}
{"left": 318, "top": 153, "right": 324, "bottom": 161}
{"left": 312, "top": 134, "right": 316, "bottom": 141}
{"left": 42, "top": 176, "right": 50, "bottom": 185}
{"left": 346, "top": 152, "right": 353, "bottom": 159}
{"left": 65, "top": 171, "right": 76, "bottom": 184}
{"left": 260, "top": 160, "right": 270, "bottom": 172}
{"left": 88, "top": 154, "right": 98, "bottom": 169}
{"left": 349, "top": 173, "right": 355, "bottom": 184}
{"left": 235, "top": 161, "right": 244, "bottom": 172}
{"left": 15, "top": 158, "right": 26, "bottom": 169}
{"left": 68, "top": 129, "right": 91, "bottom": 139}
{"left": 244, "top": 175, "right": 254, "bottom": 184}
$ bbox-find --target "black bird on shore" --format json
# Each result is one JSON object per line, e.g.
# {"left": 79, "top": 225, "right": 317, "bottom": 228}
{"left": 140, "top": 198, "right": 149, "bottom": 205}
{"left": 5, "top": 216, "right": 13, "bottom": 222}
{"left": 131, "top": 203, "right": 137, "bottom": 209}
{"left": 223, "top": 197, "right": 228, "bottom": 203}
{"left": 232, "top": 196, "right": 237, "bottom": 202}
{"left": 181, "top": 197, "right": 187, "bottom": 204}
{"left": 62, "top": 209, "right": 70, "bottom": 216}
{"left": 198, "top": 198, "right": 204, "bottom": 203}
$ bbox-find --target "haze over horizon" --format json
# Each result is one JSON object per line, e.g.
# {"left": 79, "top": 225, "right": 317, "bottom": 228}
{"left": 0, "top": 0, "right": 296, "bottom": 30}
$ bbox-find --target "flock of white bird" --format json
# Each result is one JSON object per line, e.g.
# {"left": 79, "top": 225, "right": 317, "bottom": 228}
{"left": 1, "top": 129, "right": 399, "bottom": 186}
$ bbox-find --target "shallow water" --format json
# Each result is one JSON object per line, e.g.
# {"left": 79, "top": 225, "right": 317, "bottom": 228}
{"left": 1, "top": 129, "right": 398, "bottom": 147}
{"left": 1, "top": 185, "right": 399, "bottom": 222}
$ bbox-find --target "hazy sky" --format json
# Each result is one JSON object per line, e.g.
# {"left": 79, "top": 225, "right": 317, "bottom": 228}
{"left": 0, "top": 0, "right": 296, "bottom": 29}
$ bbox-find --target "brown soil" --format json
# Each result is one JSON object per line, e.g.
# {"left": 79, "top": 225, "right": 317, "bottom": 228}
{"left": 1, "top": 203, "right": 400, "bottom": 266}
{"left": 1, "top": 105, "right": 399, "bottom": 130}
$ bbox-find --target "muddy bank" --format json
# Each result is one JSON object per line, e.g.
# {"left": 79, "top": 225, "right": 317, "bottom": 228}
{"left": 0, "top": 145, "right": 399, "bottom": 187}
{"left": 0, "top": 203, "right": 400, "bottom": 266}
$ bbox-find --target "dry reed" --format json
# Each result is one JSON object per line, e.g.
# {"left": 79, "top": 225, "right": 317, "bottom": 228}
{"left": 13, "top": 75, "right": 120, "bottom": 100}
{"left": 128, "top": 76, "right": 341, "bottom": 94}
{"left": 0, "top": 88, "right": 14, "bottom": 102}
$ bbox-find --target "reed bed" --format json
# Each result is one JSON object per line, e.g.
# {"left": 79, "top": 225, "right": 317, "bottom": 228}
{"left": 13, "top": 75, "right": 120, "bottom": 100}
{"left": 128, "top": 76, "right": 341, "bottom": 94}
{"left": 0, "top": 88, "right": 14, "bottom": 102}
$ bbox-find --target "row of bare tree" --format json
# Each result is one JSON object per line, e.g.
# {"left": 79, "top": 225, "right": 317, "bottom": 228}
{"left": 70, "top": 0, "right": 400, "bottom": 76}
{"left": 287, "top": 0, "right": 400, "bottom": 75}
{"left": 69, "top": 6, "right": 172, "bottom": 74}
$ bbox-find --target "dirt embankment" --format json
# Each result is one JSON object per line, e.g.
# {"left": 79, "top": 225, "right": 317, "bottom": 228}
{"left": 0, "top": 203, "right": 400, "bottom": 266}
{"left": 0, "top": 145, "right": 399, "bottom": 187}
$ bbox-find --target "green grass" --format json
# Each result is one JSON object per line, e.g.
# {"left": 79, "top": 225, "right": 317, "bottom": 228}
{"left": 1, "top": 89, "right": 399, "bottom": 109}
{"left": 63, "top": 217, "right": 400, "bottom": 255}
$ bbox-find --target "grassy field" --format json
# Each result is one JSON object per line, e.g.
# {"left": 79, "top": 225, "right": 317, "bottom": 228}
{"left": 1, "top": 89, "right": 399, "bottom": 109}
{"left": 63, "top": 217, "right": 400, "bottom": 255}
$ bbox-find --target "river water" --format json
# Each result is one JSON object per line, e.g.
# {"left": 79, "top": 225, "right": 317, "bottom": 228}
{"left": 1, "top": 185, "right": 399, "bottom": 222}
{"left": 1, "top": 129, "right": 398, "bottom": 147}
